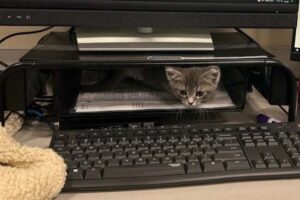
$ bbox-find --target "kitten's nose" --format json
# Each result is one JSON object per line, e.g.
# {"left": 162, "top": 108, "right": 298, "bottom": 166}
{"left": 188, "top": 98, "right": 194, "bottom": 105}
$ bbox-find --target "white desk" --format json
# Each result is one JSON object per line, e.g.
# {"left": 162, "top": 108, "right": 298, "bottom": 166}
{"left": 3, "top": 44, "right": 300, "bottom": 200}
{"left": 14, "top": 90, "right": 300, "bottom": 200}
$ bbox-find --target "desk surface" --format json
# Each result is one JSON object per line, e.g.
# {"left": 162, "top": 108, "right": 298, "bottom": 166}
{"left": 4, "top": 46, "right": 300, "bottom": 200}
{"left": 14, "top": 89, "right": 300, "bottom": 200}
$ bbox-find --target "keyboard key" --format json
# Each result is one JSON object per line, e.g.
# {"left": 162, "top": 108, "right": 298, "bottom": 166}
{"left": 98, "top": 145, "right": 111, "bottom": 153}
{"left": 156, "top": 136, "right": 167, "bottom": 144}
{"left": 278, "top": 158, "right": 292, "bottom": 168}
{"left": 166, "top": 149, "right": 178, "bottom": 157}
{"left": 187, "top": 141, "right": 198, "bottom": 149}
{"left": 88, "top": 153, "right": 100, "bottom": 160}
{"left": 252, "top": 159, "right": 266, "bottom": 169}
{"left": 191, "top": 147, "right": 202, "bottom": 156}
{"left": 225, "top": 160, "right": 250, "bottom": 170}
{"left": 119, "top": 137, "right": 130, "bottom": 145}
{"left": 53, "top": 140, "right": 65, "bottom": 148}
{"left": 210, "top": 141, "right": 222, "bottom": 148}
{"left": 129, "top": 123, "right": 141, "bottom": 130}
{"left": 85, "top": 168, "right": 102, "bottom": 179}
{"left": 128, "top": 150, "right": 140, "bottom": 159}
{"left": 93, "top": 160, "right": 106, "bottom": 168}
{"left": 216, "top": 146, "right": 243, "bottom": 153}
{"left": 68, "top": 168, "right": 83, "bottom": 180}
{"left": 85, "top": 146, "right": 97, "bottom": 153}
{"left": 144, "top": 136, "right": 155, "bottom": 144}
{"left": 135, "top": 130, "right": 146, "bottom": 136}
{"left": 266, "top": 138, "right": 278, "bottom": 146}
{"left": 149, "top": 157, "right": 160, "bottom": 164}
{"left": 73, "top": 153, "right": 86, "bottom": 161}
{"left": 203, "top": 147, "right": 215, "bottom": 154}
{"left": 202, "top": 161, "right": 225, "bottom": 172}
{"left": 224, "top": 128, "right": 233, "bottom": 132}
{"left": 67, "top": 161, "right": 79, "bottom": 169}
{"left": 79, "top": 139, "right": 91, "bottom": 147}
{"left": 153, "top": 149, "right": 165, "bottom": 157}
{"left": 238, "top": 127, "right": 247, "bottom": 132}
{"left": 173, "top": 155, "right": 187, "bottom": 164}
{"left": 131, "top": 137, "right": 143, "bottom": 145}
{"left": 101, "top": 152, "right": 114, "bottom": 159}
{"left": 158, "top": 129, "right": 169, "bottom": 135}
{"left": 111, "top": 144, "right": 123, "bottom": 152}
{"left": 162, "top": 156, "right": 173, "bottom": 164}
{"left": 79, "top": 160, "right": 92, "bottom": 169}
{"left": 175, "top": 141, "right": 186, "bottom": 150}
{"left": 199, "top": 154, "right": 212, "bottom": 162}
{"left": 187, "top": 155, "right": 199, "bottom": 162}
{"left": 103, "top": 163, "right": 185, "bottom": 178}
{"left": 72, "top": 146, "right": 84, "bottom": 154}
{"left": 260, "top": 126, "right": 269, "bottom": 131}
{"left": 140, "top": 150, "right": 153, "bottom": 158}
{"left": 222, "top": 139, "right": 239, "bottom": 147}
{"left": 93, "top": 138, "right": 105, "bottom": 146}
{"left": 213, "top": 153, "right": 245, "bottom": 161}
{"left": 121, "top": 158, "right": 134, "bottom": 166}
{"left": 107, "top": 159, "right": 120, "bottom": 166}
{"left": 293, "top": 156, "right": 300, "bottom": 166}
{"left": 265, "top": 158, "right": 279, "bottom": 168}
{"left": 114, "top": 151, "right": 127, "bottom": 159}
{"left": 135, "top": 157, "right": 147, "bottom": 165}
{"left": 179, "top": 148, "right": 191, "bottom": 156}
{"left": 143, "top": 122, "right": 155, "bottom": 129}
{"left": 260, "top": 152, "right": 274, "bottom": 160}
{"left": 216, "top": 133, "right": 235, "bottom": 139}
{"left": 168, "top": 136, "right": 179, "bottom": 143}
{"left": 199, "top": 140, "right": 210, "bottom": 148}
{"left": 180, "top": 135, "right": 190, "bottom": 142}
{"left": 187, "top": 162, "right": 202, "bottom": 174}
{"left": 162, "top": 142, "right": 174, "bottom": 150}
{"left": 150, "top": 143, "right": 161, "bottom": 150}
{"left": 124, "top": 144, "right": 136, "bottom": 151}
{"left": 55, "top": 133, "right": 67, "bottom": 140}
{"left": 106, "top": 138, "right": 117, "bottom": 145}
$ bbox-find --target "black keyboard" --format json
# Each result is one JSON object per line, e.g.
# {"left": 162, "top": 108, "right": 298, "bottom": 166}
{"left": 50, "top": 122, "right": 300, "bottom": 191}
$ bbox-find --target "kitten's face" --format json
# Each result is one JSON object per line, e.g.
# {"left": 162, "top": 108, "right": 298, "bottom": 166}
{"left": 165, "top": 66, "right": 221, "bottom": 106}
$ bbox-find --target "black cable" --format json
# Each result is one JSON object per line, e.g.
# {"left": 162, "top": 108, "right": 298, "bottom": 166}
{"left": 0, "top": 26, "right": 54, "bottom": 44}
{"left": 0, "top": 60, "right": 8, "bottom": 68}
{"left": 4, "top": 111, "right": 13, "bottom": 122}
{"left": 279, "top": 105, "right": 289, "bottom": 115}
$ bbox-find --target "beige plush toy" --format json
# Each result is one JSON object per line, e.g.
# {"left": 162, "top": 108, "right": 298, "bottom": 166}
{"left": 0, "top": 112, "right": 67, "bottom": 200}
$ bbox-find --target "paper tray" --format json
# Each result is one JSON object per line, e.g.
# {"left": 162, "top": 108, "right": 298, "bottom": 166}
{"left": 74, "top": 83, "right": 235, "bottom": 113}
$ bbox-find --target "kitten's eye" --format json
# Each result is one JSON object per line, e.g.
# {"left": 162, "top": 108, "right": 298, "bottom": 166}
{"left": 196, "top": 91, "right": 205, "bottom": 97}
{"left": 180, "top": 90, "right": 187, "bottom": 96}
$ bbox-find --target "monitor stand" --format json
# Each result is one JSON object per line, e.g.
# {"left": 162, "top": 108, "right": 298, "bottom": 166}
{"left": 75, "top": 27, "right": 214, "bottom": 52}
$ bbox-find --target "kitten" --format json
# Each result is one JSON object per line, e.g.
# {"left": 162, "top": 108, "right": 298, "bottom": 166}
{"left": 81, "top": 66, "right": 221, "bottom": 106}
{"left": 165, "top": 66, "right": 221, "bottom": 106}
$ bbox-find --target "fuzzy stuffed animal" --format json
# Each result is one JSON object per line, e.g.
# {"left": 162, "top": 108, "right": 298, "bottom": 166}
{"left": 0, "top": 112, "right": 67, "bottom": 200}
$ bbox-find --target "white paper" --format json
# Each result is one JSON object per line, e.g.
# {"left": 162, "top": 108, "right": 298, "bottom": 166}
{"left": 74, "top": 84, "right": 235, "bottom": 113}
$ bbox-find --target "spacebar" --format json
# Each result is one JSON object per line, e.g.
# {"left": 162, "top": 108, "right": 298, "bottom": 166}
{"left": 103, "top": 163, "right": 185, "bottom": 179}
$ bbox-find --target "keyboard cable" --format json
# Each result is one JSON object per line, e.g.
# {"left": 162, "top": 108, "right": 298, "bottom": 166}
{"left": 0, "top": 26, "right": 54, "bottom": 44}
{"left": 0, "top": 26, "right": 54, "bottom": 70}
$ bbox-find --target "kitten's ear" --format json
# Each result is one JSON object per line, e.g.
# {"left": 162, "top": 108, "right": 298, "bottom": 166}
{"left": 165, "top": 67, "right": 183, "bottom": 81}
{"left": 202, "top": 65, "right": 221, "bottom": 85}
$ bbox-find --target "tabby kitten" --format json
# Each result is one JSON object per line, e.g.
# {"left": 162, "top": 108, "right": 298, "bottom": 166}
{"left": 165, "top": 66, "right": 221, "bottom": 106}
{"left": 80, "top": 66, "right": 221, "bottom": 106}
